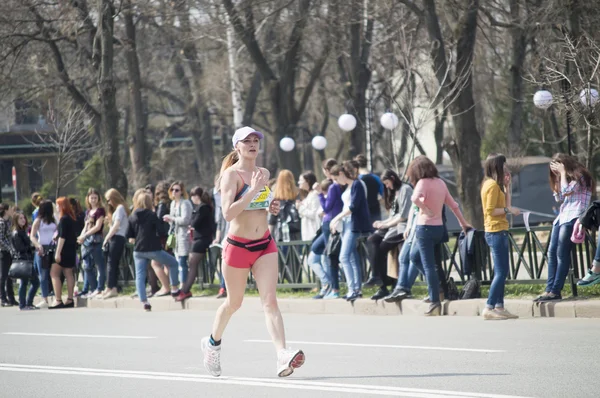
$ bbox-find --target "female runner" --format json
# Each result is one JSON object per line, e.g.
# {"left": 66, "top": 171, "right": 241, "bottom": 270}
{"left": 201, "top": 126, "right": 305, "bottom": 378}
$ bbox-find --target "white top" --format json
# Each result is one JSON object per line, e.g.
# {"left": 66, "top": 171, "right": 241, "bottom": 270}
{"left": 38, "top": 221, "right": 57, "bottom": 245}
{"left": 113, "top": 205, "right": 129, "bottom": 237}
{"left": 297, "top": 190, "right": 322, "bottom": 241}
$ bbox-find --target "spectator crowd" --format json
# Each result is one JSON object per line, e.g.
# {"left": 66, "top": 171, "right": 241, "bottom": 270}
{"left": 1, "top": 147, "right": 599, "bottom": 320}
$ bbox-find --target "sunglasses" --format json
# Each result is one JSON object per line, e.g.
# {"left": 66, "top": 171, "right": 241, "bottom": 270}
{"left": 171, "top": 188, "right": 180, "bottom": 192}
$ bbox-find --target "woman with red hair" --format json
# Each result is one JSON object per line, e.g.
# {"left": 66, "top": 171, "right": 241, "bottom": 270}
{"left": 50, "top": 197, "right": 78, "bottom": 309}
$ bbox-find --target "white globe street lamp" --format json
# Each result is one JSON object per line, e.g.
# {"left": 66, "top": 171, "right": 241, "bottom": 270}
{"left": 338, "top": 113, "right": 357, "bottom": 131}
{"left": 311, "top": 135, "right": 327, "bottom": 150}
{"left": 533, "top": 90, "right": 554, "bottom": 109}
{"left": 380, "top": 112, "right": 399, "bottom": 130}
{"left": 580, "top": 88, "right": 599, "bottom": 107}
{"left": 279, "top": 137, "right": 295, "bottom": 152}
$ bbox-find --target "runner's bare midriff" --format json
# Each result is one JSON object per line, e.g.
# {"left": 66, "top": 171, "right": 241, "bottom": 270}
{"left": 228, "top": 210, "right": 270, "bottom": 240}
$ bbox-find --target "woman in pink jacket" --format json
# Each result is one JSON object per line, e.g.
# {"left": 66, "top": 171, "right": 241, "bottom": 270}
{"left": 406, "top": 156, "right": 471, "bottom": 316}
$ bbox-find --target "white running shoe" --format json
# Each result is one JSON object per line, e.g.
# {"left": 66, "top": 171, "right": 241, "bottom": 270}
{"left": 201, "top": 336, "right": 222, "bottom": 377}
{"left": 277, "top": 348, "right": 305, "bottom": 377}
{"left": 35, "top": 301, "right": 49, "bottom": 309}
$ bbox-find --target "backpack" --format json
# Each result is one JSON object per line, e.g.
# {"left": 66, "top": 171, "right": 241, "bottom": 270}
{"left": 460, "top": 278, "right": 481, "bottom": 299}
{"left": 279, "top": 201, "right": 301, "bottom": 233}
{"left": 446, "top": 277, "right": 460, "bottom": 301}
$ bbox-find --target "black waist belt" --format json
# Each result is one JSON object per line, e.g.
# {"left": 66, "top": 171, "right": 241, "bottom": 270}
{"left": 227, "top": 234, "right": 272, "bottom": 252}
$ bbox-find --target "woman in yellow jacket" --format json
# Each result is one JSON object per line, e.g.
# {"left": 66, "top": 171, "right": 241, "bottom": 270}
{"left": 481, "top": 154, "right": 520, "bottom": 320}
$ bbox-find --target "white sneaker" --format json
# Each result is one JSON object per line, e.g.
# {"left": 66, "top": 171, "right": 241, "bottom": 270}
{"left": 277, "top": 348, "right": 305, "bottom": 377}
{"left": 201, "top": 336, "right": 222, "bottom": 377}
{"left": 102, "top": 290, "right": 118, "bottom": 299}
{"left": 494, "top": 308, "right": 519, "bottom": 319}
{"left": 482, "top": 307, "right": 507, "bottom": 320}
{"left": 35, "top": 301, "right": 49, "bottom": 309}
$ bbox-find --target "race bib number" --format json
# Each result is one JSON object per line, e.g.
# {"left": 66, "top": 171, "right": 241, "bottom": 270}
{"left": 248, "top": 186, "right": 272, "bottom": 210}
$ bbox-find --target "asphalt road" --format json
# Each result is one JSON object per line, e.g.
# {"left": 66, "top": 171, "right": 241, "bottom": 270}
{"left": 0, "top": 306, "right": 597, "bottom": 398}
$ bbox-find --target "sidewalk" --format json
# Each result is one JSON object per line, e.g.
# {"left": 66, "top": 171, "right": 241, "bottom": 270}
{"left": 77, "top": 295, "right": 600, "bottom": 318}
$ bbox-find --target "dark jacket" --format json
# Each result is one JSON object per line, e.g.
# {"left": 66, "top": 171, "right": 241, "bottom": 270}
{"left": 11, "top": 229, "right": 33, "bottom": 260}
{"left": 191, "top": 203, "right": 215, "bottom": 241}
{"left": 458, "top": 228, "right": 476, "bottom": 276}
{"left": 155, "top": 201, "right": 171, "bottom": 238}
{"left": 350, "top": 179, "right": 372, "bottom": 233}
{"left": 579, "top": 201, "right": 600, "bottom": 230}
{"left": 127, "top": 209, "right": 162, "bottom": 252}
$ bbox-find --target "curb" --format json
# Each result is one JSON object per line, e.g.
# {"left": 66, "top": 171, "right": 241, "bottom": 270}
{"left": 73, "top": 296, "right": 600, "bottom": 318}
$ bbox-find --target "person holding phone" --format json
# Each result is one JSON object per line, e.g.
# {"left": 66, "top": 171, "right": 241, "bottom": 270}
{"left": 536, "top": 154, "right": 593, "bottom": 301}
{"left": 481, "top": 154, "right": 520, "bottom": 320}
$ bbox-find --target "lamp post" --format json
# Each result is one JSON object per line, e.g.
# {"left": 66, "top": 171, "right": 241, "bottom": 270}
{"left": 533, "top": 89, "right": 572, "bottom": 155}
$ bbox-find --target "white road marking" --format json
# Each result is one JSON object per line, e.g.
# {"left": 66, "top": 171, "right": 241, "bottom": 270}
{"left": 0, "top": 363, "right": 532, "bottom": 398}
{"left": 3, "top": 332, "right": 156, "bottom": 340}
{"left": 245, "top": 340, "right": 505, "bottom": 353}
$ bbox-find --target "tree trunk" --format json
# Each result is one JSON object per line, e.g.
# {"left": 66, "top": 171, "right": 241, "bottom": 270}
{"left": 433, "top": 109, "right": 447, "bottom": 164}
{"left": 97, "top": 0, "right": 127, "bottom": 195}
{"left": 124, "top": 0, "right": 149, "bottom": 189}
{"left": 421, "top": 0, "right": 483, "bottom": 229}
{"left": 175, "top": 0, "right": 215, "bottom": 187}
{"left": 507, "top": 0, "right": 526, "bottom": 157}
{"left": 226, "top": 13, "right": 244, "bottom": 128}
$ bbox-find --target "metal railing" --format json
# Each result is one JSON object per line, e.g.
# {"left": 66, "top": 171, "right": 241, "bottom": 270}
{"left": 110, "top": 226, "right": 596, "bottom": 296}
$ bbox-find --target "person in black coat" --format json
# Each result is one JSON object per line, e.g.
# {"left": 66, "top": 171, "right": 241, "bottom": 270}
{"left": 11, "top": 212, "right": 39, "bottom": 310}
{"left": 175, "top": 186, "right": 215, "bottom": 301}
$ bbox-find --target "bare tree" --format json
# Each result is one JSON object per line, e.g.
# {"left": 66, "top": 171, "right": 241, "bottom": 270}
{"left": 30, "top": 102, "right": 100, "bottom": 198}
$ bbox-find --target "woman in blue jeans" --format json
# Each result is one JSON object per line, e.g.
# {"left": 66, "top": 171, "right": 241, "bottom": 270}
{"left": 481, "top": 154, "right": 521, "bottom": 320}
{"left": 76, "top": 188, "right": 106, "bottom": 299}
{"left": 330, "top": 160, "right": 372, "bottom": 302}
{"left": 11, "top": 212, "right": 40, "bottom": 310}
{"left": 385, "top": 206, "right": 419, "bottom": 302}
{"left": 128, "top": 190, "right": 180, "bottom": 311}
{"left": 30, "top": 201, "right": 57, "bottom": 308}
{"left": 407, "top": 156, "right": 471, "bottom": 316}
{"left": 310, "top": 159, "right": 344, "bottom": 299}
{"left": 535, "top": 154, "right": 592, "bottom": 301}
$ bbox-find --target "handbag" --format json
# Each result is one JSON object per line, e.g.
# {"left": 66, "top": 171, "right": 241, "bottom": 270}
{"left": 166, "top": 233, "right": 177, "bottom": 250}
{"left": 326, "top": 232, "right": 342, "bottom": 258}
{"left": 41, "top": 245, "right": 55, "bottom": 269}
{"left": 382, "top": 227, "right": 404, "bottom": 246}
{"left": 9, "top": 259, "right": 34, "bottom": 279}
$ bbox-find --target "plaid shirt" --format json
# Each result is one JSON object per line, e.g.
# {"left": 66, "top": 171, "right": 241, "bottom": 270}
{"left": 553, "top": 178, "right": 591, "bottom": 226}
{"left": 0, "top": 218, "right": 16, "bottom": 257}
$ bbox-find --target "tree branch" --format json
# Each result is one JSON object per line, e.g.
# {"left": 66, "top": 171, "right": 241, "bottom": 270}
{"left": 221, "top": 0, "right": 277, "bottom": 82}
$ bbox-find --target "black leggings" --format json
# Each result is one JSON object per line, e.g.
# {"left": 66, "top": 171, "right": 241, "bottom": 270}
{"left": 182, "top": 252, "right": 206, "bottom": 294}
{"left": 0, "top": 251, "right": 14, "bottom": 302}
{"left": 107, "top": 235, "right": 126, "bottom": 289}
{"left": 367, "top": 232, "right": 399, "bottom": 288}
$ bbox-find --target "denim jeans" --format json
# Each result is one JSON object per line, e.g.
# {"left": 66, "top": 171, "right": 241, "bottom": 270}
{"left": 308, "top": 251, "right": 331, "bottom": 287}
{"left": 34, "top": 251, "right": 51, "bottom": 298}
{"left": 395, "top": 240, "right": 419, "bottom": 291}
{"left": 311, "top": 220, "right": 330, "bottom": 255}
{"left": 410, "top": 225, "right": 444, "bottom": 304}
{"left": 546, "top": 219, "right": 576, "bottom": 295}
{"left": 594, "top": 232, "right": 600, "bottom": 265}
{"left": 133, "top": 250, "right": 180, "bottom": 302}
{"left": 485, "top": 231, "right": 509, "bottom": 308}
{"left": 339, "top": 219, "right": 362, "bottom": 293}
{"left": 177, "top": 255, "right": 189, "bottom": 287}
{"left": 82, "top": 243, "right": 106, "bottom": 292}
{"left": 19, "top": 275, "right": 40, "bottom": 308}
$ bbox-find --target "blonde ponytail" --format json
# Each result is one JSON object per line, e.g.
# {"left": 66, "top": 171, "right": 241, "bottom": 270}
{"left": 217, "top": 150, "right": 239, "bottom": 191}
